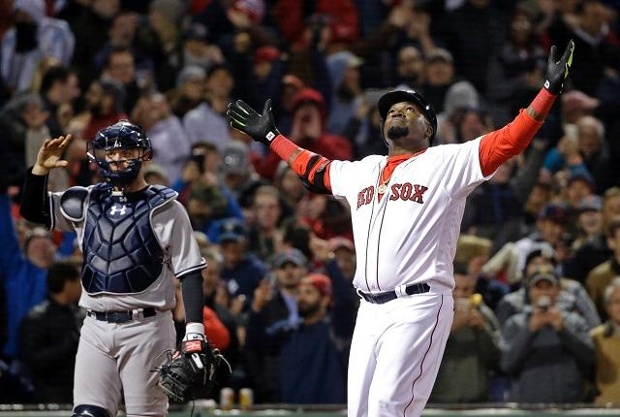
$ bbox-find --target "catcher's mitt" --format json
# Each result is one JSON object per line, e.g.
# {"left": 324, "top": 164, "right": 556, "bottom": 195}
{"left": 157, "top": 336, "right": 225, "bottom": 403}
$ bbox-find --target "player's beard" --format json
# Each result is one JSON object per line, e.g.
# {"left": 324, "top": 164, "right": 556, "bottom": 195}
{"left": 298, "top": 301, "right": 321, "bottom": 318}
{"left": 387, "top": 125, "right": 409, "bottom": 140}
{"left": 90, "top": 102, "right": 104, "bottom": 118}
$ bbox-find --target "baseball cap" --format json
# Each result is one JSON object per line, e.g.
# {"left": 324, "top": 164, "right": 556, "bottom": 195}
{"left": 291, "top": 88, "right": 326, "bottom": 113}
{"left": 538, "top": 202, "right": 569, "bottom": 224}
{"left": 176, "top": 65, "right": 206, "bottom": 88}
{"left": 99, "top": 78, "right": 126, "bottom": 112}
{"left": 578, "top": 195, "right": 603, "bottom": 213}
{"left": 425, "top": 48, "right": 453, "bottom": 64}
{"left": 273, "top": 248, "right": 308, "bottom": 268}
{"left": 282, "top": 74, "right": 305, "bottom": 90}
{"left": 254, "top": 46, "right": 280, "bottom": 66}
{"left": 524, "top": 244, "right": 558, "bottom": 273}
{"left": 301, "top": 273, "right": 332, "bottom": 298}
{"left": 528, "top": 267, "right": 559, "bottom": 287}
{"left": 218, "top": 218, "right": 247, "bottom": 243}
{"left": 222, "top": 141, "right": 250, "bottom": 175}
{"left": 184, "top": 23, "right": 209, "bottom": 42}
{"left": 443, "top": 81, "right": 480, "bottom": 117}
{"left": 232, "top": 0, "right": 265, "bottom": 24}
{"left": 567, "top": 171, "right": 596, "bottom": 191}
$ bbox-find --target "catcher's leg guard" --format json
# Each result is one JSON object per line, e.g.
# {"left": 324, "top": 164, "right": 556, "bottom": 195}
{"left": 71, "top": 404, "right": 111, "bottom": 417}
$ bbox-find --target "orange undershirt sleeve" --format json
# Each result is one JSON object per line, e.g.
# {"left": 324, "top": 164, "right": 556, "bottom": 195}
{"left": 270, "top": 134, "right": 333, "bottom": 192}
{"left": 479, "top": 89, "right": 555, "bottom": 176}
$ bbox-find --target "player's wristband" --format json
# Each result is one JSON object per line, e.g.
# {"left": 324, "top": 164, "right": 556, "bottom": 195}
{"left": 184, "top": 323, "right": 205, "bottom": 340}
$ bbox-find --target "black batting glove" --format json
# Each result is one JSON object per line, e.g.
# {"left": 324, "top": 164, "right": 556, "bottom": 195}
{"left": 544, "top": 39, "right": 575, "bottom": 95}
{"left": 227, "top": 99, "right": 280, "bottom": 146}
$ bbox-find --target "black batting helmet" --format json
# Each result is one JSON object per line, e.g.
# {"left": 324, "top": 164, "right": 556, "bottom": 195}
{"left": 378, "top": 89, "right": 437, "bottom": 145}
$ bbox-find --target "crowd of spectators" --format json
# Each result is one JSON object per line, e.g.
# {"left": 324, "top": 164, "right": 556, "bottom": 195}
{"left": 1, "top": 0, "right": 620, "bottom": 408}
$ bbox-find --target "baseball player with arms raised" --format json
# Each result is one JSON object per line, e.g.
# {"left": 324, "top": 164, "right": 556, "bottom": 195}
{"left": 19, "top": 121, "right": 219, "bottom": 417}
{"left": 228, "top": 41, "right": 575, "bottom": 416}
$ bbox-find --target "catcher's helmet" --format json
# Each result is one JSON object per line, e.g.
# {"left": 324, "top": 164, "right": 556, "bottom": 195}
{"left": 378, "top": 89, "right": 437, "bottom": 145}
{"left": 87, "top": 120, "right": 153, "bottom": 186}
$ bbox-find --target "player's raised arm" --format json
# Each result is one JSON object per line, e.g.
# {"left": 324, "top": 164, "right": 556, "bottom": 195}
{"left": 227, "top": 99, "right": 333, "bottom": 194}
{"left": 478, "top": 40, "right": 575, "bottom": 176}
{"left": 20, "top": 134, "right": 73, "bottom": 227}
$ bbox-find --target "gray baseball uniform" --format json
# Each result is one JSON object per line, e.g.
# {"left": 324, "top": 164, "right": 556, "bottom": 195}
{"left": 18, "top": 120, "right": 212, "bottom": 417}
{"left": 49, "top": 184, "right": 205, "bottom": 416}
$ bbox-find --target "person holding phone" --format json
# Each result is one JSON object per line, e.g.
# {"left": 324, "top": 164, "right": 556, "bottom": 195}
{"left": 500, "top": 266, "right": 594, "bottom": 403}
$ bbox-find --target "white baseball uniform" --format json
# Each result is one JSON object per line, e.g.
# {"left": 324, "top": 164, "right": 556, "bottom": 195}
{"left": 329, "top": 137, "right": 493, "bottom": 416}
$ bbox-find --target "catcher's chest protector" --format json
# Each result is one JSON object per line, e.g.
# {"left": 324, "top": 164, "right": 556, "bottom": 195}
{"left": 81, "top": 184, "right": 177, "bottom": 294}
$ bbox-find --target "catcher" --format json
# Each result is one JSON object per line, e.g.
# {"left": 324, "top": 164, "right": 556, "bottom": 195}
{"left": 20, "top": 121, "right": 223, "bottom": 417}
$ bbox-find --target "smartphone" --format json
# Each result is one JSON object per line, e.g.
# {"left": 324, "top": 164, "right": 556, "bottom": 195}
{"left": 536, "top": 295, "right": 551, "bottom": 311}
{"left": 191, "top": 152, "right": 205, "bottom": 173}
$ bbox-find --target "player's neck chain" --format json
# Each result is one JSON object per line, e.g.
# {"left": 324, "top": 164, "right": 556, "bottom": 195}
{"left": 378, "top": 153, "right": 418, "bottom": 195}
{"left": 378, "top": 182, "right": 389, "bottom": 195}
{"left": 377, "top": 171, "right": 392, "bottom": 195}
